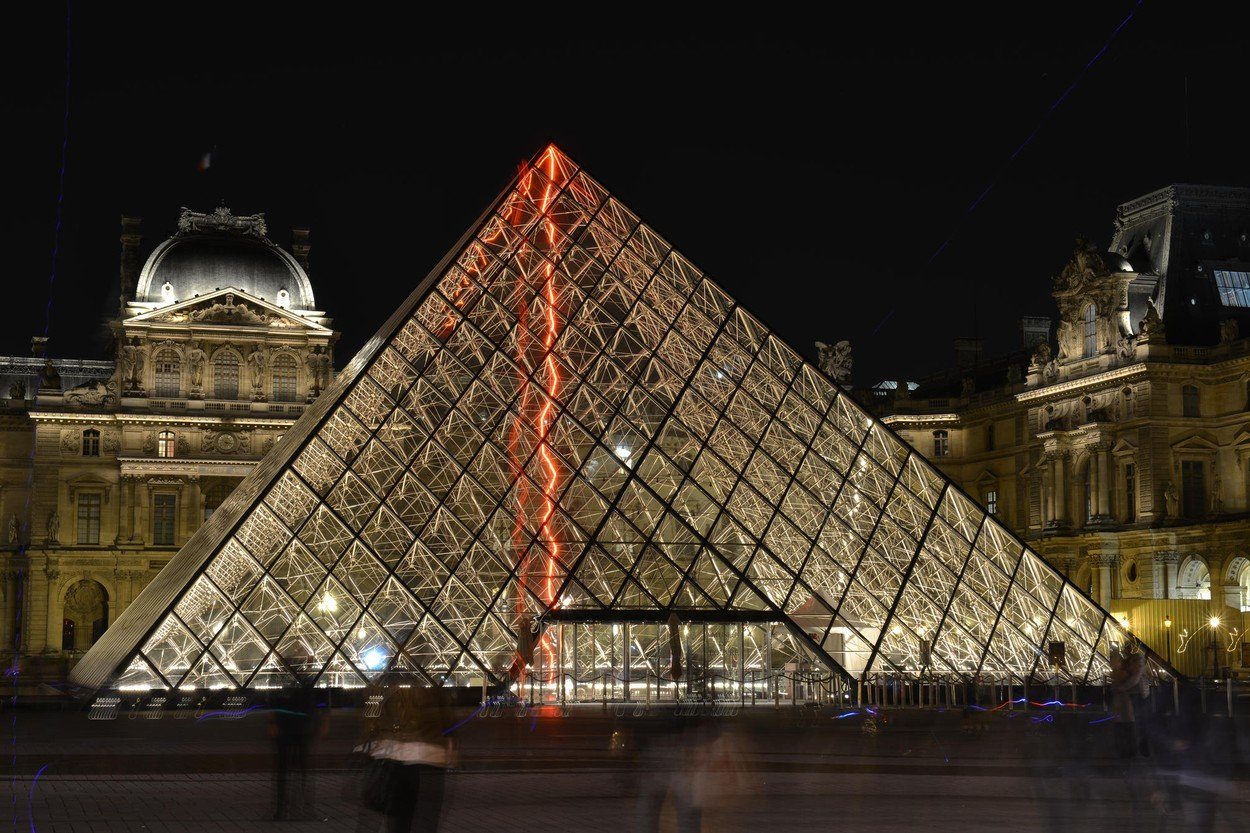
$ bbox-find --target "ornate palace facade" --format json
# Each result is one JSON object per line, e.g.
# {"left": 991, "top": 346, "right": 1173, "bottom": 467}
{"left": 877, "top": 185, "right": 1250, "bottom": 678}
{"left": 0, "top": 207, "right": 337, "bottom": 682}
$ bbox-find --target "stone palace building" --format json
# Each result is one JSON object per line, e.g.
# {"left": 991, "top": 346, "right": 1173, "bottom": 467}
{"left": 874, "top": 184, "right": 1250, "bottom": 679}
{"left": 0, "top": 207, "right": 338, "bottom": 684}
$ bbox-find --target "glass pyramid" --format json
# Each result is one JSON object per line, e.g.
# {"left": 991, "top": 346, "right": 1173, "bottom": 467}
{"left": 72, "top": 145, "right": 1149, "bottom": 694}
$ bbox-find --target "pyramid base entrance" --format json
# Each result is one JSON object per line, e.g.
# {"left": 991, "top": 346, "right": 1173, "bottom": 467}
{"left": 515, "top": 612, "right": 849, "bottom": 707}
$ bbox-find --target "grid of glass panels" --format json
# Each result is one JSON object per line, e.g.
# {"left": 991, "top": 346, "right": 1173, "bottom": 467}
{"left": 108, "top": 145, "right": 1133, "bottom": 691}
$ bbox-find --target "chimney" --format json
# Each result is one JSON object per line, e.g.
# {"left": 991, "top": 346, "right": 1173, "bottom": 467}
{"left": 953, "top": 337, "right": 983, "bottom": 372}
{"left": 119, "top": 216, "right": 143, "bottom": 309}
{"left": 1020, "top": 316, "right": 1051, "bottom": 350}
{"left": 291, "top": 227, "right": 311, "bottom": 274}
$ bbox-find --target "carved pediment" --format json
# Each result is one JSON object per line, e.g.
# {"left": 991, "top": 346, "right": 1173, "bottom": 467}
{"left": 1110, "top": 437, "right": 1137, "bottom": 456}
{"left": 1171, "top": 433, "right": 1219, "bottom": 454}
{"left": 128, "top": 287, "right": 329, "bottom": 331}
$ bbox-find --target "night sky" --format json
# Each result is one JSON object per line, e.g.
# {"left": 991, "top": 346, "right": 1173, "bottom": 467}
{"left": 5, "top": 3, "right": 1248, "bottom": 386}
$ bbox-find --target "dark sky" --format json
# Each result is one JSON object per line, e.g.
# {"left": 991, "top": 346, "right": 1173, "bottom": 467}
{"left": 5, "top": 3, "right": 1248, "bottom": 385}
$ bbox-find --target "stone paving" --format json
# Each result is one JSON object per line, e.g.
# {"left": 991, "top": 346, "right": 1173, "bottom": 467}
{"left": 7, "top": 703, "right": 1250, "bottom": 832}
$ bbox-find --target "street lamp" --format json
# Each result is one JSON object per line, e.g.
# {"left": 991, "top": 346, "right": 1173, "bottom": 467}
{"left": 1209, "top": 616, "right": 1221, "bottom": 680}
{"left": 1163, "top": 615, "right": 1172, "bottom": 665}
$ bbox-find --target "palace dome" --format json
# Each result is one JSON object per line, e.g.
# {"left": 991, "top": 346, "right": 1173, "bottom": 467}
{"left": 133, "top": 207, "right": 315, "bottom": 311}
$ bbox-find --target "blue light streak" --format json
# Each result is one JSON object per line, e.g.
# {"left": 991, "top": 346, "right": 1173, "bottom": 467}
{"left": 28, "top": 764, "right": 48, "bottom": 833}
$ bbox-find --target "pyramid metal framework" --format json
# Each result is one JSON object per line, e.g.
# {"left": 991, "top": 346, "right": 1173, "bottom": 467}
{"left": 72, "top": 145, "right": 1147, "bottom": 694}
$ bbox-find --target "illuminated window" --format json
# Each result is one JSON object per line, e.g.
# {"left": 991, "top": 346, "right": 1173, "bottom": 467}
{"left": 1213, "top": 270, "right": 1250, "bottom": 307}
{"left": 933, "top": 430, "right": 949, "bottom": 458}
{"left": 272, "top": 354, "right": 298, "bottom": 402}
{"left": 1182, "top": 384, "right": 1200, "bottom": 417}
{"left": 76, "top": 493, "right": 101, "bottom": 545}
{"left": 82, "top": 429, "right": 100, "bottom": 457}
{"left": 154, "top": 349, "right": 181, "bottom": 397}
{"left": 985, "top": 489, "right": 998, "bottom": 516}
{"left": 1083, "top": 304, "right": 1097, "bottom": 357}
{"left": 213, "top": 352, "right": 240, "bottom": 400}
{"left": 158, "top": 431, "right": 176, "bottom": 459}
{"left": 152, "top": 494, "right": 176, "bottom": 546}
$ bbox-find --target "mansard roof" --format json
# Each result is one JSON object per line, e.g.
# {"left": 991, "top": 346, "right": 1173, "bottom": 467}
{"left": 1110, "top": 184, "right": 1250, "bottom": 344}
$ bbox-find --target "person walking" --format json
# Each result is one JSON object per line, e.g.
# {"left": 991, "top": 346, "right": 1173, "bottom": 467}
{"left": 269, "top": 684, "right": 324, "bottom": 821}
{"left": 359, "top": 674, "right": 456, "bottom": 832}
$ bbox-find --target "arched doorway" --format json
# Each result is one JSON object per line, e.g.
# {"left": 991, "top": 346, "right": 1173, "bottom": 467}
{"left": 1176, "top": 556, "right": 1212, "bottom": 600}
{"left": 1226, "top": 556, "right": 1250, "bottom": 612}
{"left": 62, "top": 580, "right": 109, "bottom": 652}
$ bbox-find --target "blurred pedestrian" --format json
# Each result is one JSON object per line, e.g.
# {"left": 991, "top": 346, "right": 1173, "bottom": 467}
{"left": 358, "top": 673, "right": 456, "bottom": 833}
{"left": 1109, "top": 646, "right": 1145, "bottom": 758}
{"left": 634, "top": 713, "right": 744, "bottom": 832}
{"left": 270, "top": 684, "right": 324, "bottom": 821}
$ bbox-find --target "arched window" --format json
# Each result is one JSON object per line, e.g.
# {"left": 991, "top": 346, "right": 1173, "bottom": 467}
{"left": 213, "top": 351, "right": 240, "bottom": 400}
{"left": 82, "top": 429, "right": 100, "bottom": 457}
{"left": 272, "top": 353, "right": 298, "bottom": 402}
{"left": 932, "top": 430, "right": 949, "bottom": 458}
{"left": 1083, "top": 304, "right": 1097, "bottom": 358}
{"left": 158, "top": 430, "right": 176, "bottom": 459}
{"left": 154, "top": 349, "right": 181, "bottom": 397}
{"left": 1182, "top": 384, "right": 1200, "bottom": 417}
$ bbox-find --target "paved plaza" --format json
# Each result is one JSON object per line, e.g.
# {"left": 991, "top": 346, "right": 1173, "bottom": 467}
{"left": 8, "top": 702, "right": 1250, "bottom": 832}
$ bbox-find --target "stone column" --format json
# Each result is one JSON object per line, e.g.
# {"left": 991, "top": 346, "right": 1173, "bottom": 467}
{"left": 1097, "top": 447, "right": 1111, "bottom": 519}
{"left": 36, "top": 565, "right": 58, "bottom": 655}
{"left": 185, "top": 476, "right": 201, "bottom": 540}
{"left": 0, "top": 571, "right": 12, "bottom": 652}
{"left": 1093, "top": 555, "right": 1118, "bottom": 609}
{"left": 121, "top": 475, "right": 140, "bottom": 542}
{"left": 1042, "top": 463, "right": 1054, "bottom": 525}
{"left": 1050, "top": 452, "right": 1068, "bottom": 528}
{"left": 1154, "top": 551, "right": 1179, "bottom": 600}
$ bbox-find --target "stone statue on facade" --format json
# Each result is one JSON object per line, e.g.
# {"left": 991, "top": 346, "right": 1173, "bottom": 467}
{"left": 246, "top": 347, "right": 267, "bottom": 395}
{"left": 1115, "top": 332, "right": 1136, "bottom": 360}
{"left": 1219, "top": 318, "right": 1240, "bottom": 344}
{"left": 186, "top": 342, "right": 207, "bottom": 390}
{"left": 1138, "top": 297, "right": 1165, "bottom": 342}
{"left": 7, "top": 514, "right": 16, "bottom": 544}
{"left": 39, "top": 358, "right": 61, "bottom": 391}
{"left": 815, "top": 340, "right": 852, "bottom": 384}
{"left": 47, "top": 510, "right": 59, "bottom": 544}
{"left": 1163, "top": 481, "right": 1178, "bottom": 518}
{"left": 961, "top": 377, "right": 975, "bottom": 398}
{"left": 8, "top": 380, "right": 25, "bottom": 400}
{"left": 306, "top": 348, "right": 332, "bottom": 396}
{"left": 1031, "top": 342, "right": 1058, "bottom": 383}
{"left": 120, "top": 340, "right": 147, "bottom": 391}
{"left": 64, "top": 378, "right": 118, "bottom": 408}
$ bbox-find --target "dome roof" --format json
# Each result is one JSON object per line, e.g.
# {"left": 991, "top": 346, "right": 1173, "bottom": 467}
{"left": 134, "top": 207, "right": 315, "bottom": 310}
